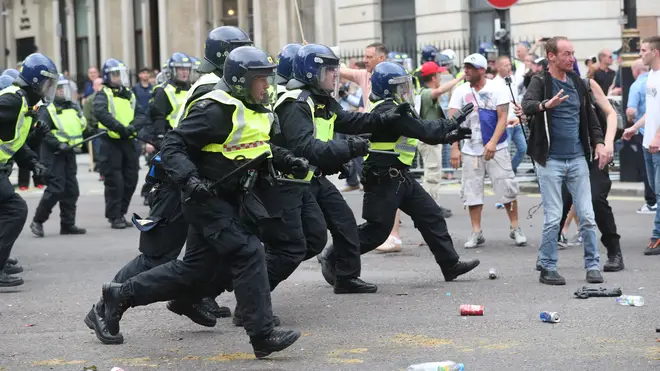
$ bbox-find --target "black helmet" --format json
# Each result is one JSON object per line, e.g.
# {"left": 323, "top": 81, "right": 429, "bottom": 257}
{"left": 198, "top": 26, "right": 253, "bottom": 74}
{"left": 222, "top": 46, "right": 276, "bottom": 105}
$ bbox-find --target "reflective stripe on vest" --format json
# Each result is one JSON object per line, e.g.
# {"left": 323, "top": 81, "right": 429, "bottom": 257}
{"left": 0, "top": 86, "right": 32, "bottom": 164}
{"left": 191, "top": 90, "right": 273, "bottom": 160}
{"left": 366, "top": 99, "right": 418, "bottom": 166}
{"left": 98, "top": 87, "right": 136, "bottom": 139}
{"left": 274, "top": 89, "right": 339, "bottom": 180}
{"left": 163, "top": 84, "right": 188, "bottom": 128}
{"left": 173, "top": 73, "right": 221, "bottom": 128}
{"left": 46, "top": 104, "right": 85, "bottom": 145}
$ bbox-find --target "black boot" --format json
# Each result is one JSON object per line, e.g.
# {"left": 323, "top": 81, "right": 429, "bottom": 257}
{"left": 0, "top": 272, "right": 23, "bottom": 287}
{"left": 334, "top": 278, "right": 378, "bottom": 294}
{"left": 101, "top": 283, "right": 131, "bottom": 336}
{"left": 442, "top": 259, "right": 480, "bottom": 282}
{"left": 317, "top": 245, "right": 336, "bottom": 286}
{"left": 4, "top": 261, "right": 23, "bottom": 275}
{"left": 30, "top": 221, "right": 44, "bottom": 237}
{"left": 60, "top": 225, "right": 87, "bottom": 235}
{"left": 122, "top": 216, "right": 133, "bottom": 228}
{"left": 84, "top": 301, "right": 124, "bottom": 344}
{"left": 603, "top": 252, "right": 624, "bottom": 272}
{"left": 250, "top": 329, "right": 301, "bottom": 359}
{"left": 586, "top": 269, "right": 604, "bottom": 283}
{"left": 233, "top": 305, "right": 280, "bottom": 327}
{"left": 110, "top": 218, "right": 126, "bottom": 229}
{"left": 6, "top": 257, "right": 18, "bottom": 265}
{"left": 200, "top": 297, "right": 232, "bottom": 318}
{"left": 539, "top": 269, "right": 566, "bottom": 285}
{"left": 439, "top": 206, "right": 453, "bottom": 219}
{"left": 166, "top": 300, "right": 216, "bottom": 327}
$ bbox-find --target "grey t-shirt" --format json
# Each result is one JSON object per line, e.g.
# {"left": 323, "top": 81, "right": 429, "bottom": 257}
{"left": 549, "top": 76, "right": 583, "bottom": 160}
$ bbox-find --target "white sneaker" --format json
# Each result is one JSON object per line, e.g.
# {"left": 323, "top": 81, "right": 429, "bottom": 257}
{"left": 464, "top": 231, "right": 485, "bottom": 249}
{"left": 509, "top": 226, "right": 527, "bottom": 246}
{"left": 375, "top": 236, "right": 402, "bottom": 253}
{"left": 637, "top": 203, "right": 657, "bottom": 214}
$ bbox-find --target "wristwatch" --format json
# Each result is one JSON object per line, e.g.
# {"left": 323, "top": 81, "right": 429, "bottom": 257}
{"left": 541, "top": 99, "right": 549, "bottom": 111}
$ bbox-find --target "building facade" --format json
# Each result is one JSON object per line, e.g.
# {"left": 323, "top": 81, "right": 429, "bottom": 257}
{"left": 336, "top": 0, "right": 660, "bottom": 64}
{"left": 0, "top": 0, "right": 337, "bottom": 80}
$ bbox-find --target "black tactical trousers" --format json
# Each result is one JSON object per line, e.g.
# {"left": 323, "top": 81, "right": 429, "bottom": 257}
{"left": 33, "top": 148, "right": 79, "bottom": 226}
{"left": 259, "top": 183, "right": 328, "bottom": 291}
{"left": 123, "top": 195, "right": 273, "bottom": 338}
{"left": 358, "top": 169, "right": 460, "bottom": 269}
{"left": 97, "top": 137, "right": 139, "bottom": 220}
{"left": 0, "top": 173, "right": 27, "bottom": 270}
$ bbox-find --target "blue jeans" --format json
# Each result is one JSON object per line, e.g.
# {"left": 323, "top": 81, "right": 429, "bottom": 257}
{"left": 442, "top": 144, "right": 453, "bottom": 174}
{"left": 537, "top": 157, "right": 600, "bottom": 271}
{"left": 506, "top": 125, "right": 527, "bottom": 173}
{"left": 643, "top": 147, "right": 660, "bottom": 238}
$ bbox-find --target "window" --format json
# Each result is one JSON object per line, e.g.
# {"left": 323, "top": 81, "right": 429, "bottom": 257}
{"left": 381, "top": 0, "right": 416, "bottom": 59}
{"left": 74, "top": 0, "right": 89, "bottom": 79}
{"left": 221, "top": 0, "right": 253, "bottom": 39}
{"left": 469, "top": 0, "right": 496, "bottom": 53}
{"left": 134, "top": 0, "right": 144, "bottom": 69}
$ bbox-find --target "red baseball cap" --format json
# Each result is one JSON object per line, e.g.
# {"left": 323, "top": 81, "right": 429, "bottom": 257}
{"left": 420, "top": 61, "right": 446, "bottom": 76}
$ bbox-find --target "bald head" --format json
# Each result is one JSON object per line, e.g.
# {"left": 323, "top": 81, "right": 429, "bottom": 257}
{"left": 632, "top": 58, "right": 648, "bottom": 79}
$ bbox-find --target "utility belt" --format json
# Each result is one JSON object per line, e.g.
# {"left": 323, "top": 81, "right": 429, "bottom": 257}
{"left": 361, "top": 166, "right": 410, "bottom": 186}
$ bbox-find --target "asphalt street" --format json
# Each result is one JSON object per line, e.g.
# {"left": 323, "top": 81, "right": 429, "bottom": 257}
{"left": 1, "top": 155, "right": 659, "bottom": 371}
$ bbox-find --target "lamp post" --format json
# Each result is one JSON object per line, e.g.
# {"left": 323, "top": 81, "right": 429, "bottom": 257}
{"left": 619, "top": 0, "right": 640, "bottom": 182}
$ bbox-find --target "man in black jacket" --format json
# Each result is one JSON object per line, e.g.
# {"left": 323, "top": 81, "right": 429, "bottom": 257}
{"left": 522, "top": 36, "right": 610, "bottom": 286}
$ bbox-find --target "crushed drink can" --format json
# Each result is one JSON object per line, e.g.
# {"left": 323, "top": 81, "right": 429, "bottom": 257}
{"left": 540, "top": 311, "right": 560, "bottom": 323}
{"left": 488, "top": 268, "right": 497, "bottom": 279}
{"left": 460, "top": 304, "right": 484, "bottom": 316}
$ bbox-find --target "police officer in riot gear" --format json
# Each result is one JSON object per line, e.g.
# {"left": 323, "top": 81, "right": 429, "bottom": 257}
{"left": 98, "top": 46, "right": 303, "bottom": 357}
{"left": 190, "top": 56, "right": 202, "bottom": 84}
{"left": 0, "top": 53, "right": 55, "bottom": 287}
{"left": 173, "top": 26, "right": 253, "bottom": 126}
{"left": 413, "top": 45, "right": 439, "bottom": 93}
{"left": 275, "top": 43, "right": 302, "bottom": 98}
{"left": 94, "top": 58, "right": 139, "bottom": 229}
{"left": 29, "top": 74, "right": 87, "bottom": 237}
{"left": 327, "top": 61, "right": 480, "bottom": 282}
{"left": 274, "top": 43, "right": 404, "bottom": 294}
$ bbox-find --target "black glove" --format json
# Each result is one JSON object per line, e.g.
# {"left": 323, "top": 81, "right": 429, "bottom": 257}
{"left": 32, "top": 120, "right": 52, "bottom": 138}
{"left": 380, "top": 102, "right": 413, "bottom": 124}
{"left": 574, "top": 286, "right": 623, "bottom": 299}
{"left": 119, "top": 125, "right": 136, "bottom": 139}
{"left": 285, "top": 155, "right": 309, "bottom": 179}
{"left": 56, "top": 142, "right": 72, "bottom": 154}
{"left": 451, "top": 103, "right": 474, "bottom": 126}
{"left": 444, "top": 127, "right": 472, "bottom": 144}
{"left": 32, "top": 162, "right": 47, "bottom": 178}
{"left": 338, "top": 161, "right": 353, "bottom": 179}
{"left": 182, "top": 175, "right": 216, "bottom": 202}
{"left": 347, "top": 135, "right": 370, "bottom": 157}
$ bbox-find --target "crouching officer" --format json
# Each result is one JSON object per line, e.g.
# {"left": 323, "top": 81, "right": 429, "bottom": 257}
{"left": 0, "top": 53, "right": 55, "bottom": 286}
{"left": 356, "top": 62, "right": 480, "bottom": 281}
{"left": 84, "top": 153, "right": 225, "bottom": 345}
{"left": 30, "top": 75, "right": 87, "bottom": 237}
{"left": 274, "top": 44, "right": 404, "bottom": 293}
{"left": 173, "top": 26, "right": 253, "bottom": 128}
{"left": 94, "top": 59, "right": 139, "bottom": 229}
{"left": 98, "top": 46, "right": 302, "bottom": 358}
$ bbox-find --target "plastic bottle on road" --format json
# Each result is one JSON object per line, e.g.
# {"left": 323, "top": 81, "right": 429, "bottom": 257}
{"left": 407, "top": 361, "right": 465, "bottom": 371}
{"left": 616, "top": 295, "right": 644, "bottom": 306}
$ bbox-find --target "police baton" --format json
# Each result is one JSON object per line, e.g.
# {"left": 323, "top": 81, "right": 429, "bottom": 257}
{"left": 209, "top": 151, "right": 272, "bottom": 189}
{"left": 54, "top": 130, "right": 108, "bottom": 154}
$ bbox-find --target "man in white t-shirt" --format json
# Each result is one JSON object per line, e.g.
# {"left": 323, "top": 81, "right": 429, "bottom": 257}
{"left": 449, "top": 53, "right": 527, "bottom": 249}
{"left": 622, "top": 36, "right": 660, "bottom": 255}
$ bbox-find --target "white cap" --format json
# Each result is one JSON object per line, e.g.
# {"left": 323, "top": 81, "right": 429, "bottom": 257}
{"left": 463, "top": 53, "right": 488, "bottom": 69}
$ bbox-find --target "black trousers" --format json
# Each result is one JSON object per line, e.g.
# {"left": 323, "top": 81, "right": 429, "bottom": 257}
{"left": 559, "top": 164, "right": 621, "bottom": 258}
{"left": 17, "top": 136, "right": 43, "bottom": 188}
{"left": 111, "top": 183, "right": 189, "bottom": 283}
{"left": 309, "top": 176, "right": 362, "bottom": 279}
{"left": 258, "top": 183, "right": 328, "bottom": 291}
{"left": 33, "top": 148, "right": 79, "bottom": 226}
{"left": 358, "top": 170, "right": 459, "bottom": 269}
{"left": 97, "top": 137, "right": 139, "bottom": 220}
{"left": 0, "top": 173, "right": 28, "bottom": 270}
{"left": 123, "top": 195, "right": 273, "bottom": 338}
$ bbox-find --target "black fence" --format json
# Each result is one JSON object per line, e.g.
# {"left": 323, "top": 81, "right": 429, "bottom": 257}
{"left": 338, "top": 36, "right": 543, "bottom": 69}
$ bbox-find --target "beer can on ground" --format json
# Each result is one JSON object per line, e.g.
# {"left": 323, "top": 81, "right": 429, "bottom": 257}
{"left": 540, "top": 311, "right": 560, "bottom": 323}
{"left": 460, "top": 304, "right": 484, "bottom": 316}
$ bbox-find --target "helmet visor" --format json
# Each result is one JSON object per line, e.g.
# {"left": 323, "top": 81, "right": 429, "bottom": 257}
{"left": 317, "top": 65, "right": 340, "bottom": 98}
{"left": 173, "top": 66, "right": 191, "bottom": 83}
{"left": 155, "top": 71, "right": 167, "bottom": 84}
{"left": 107, "top": 67, "right": 130, "bottom": 87}
{"left": 39, "top": 76, "right": 58, "bottom": 104}
{"left": 390, "top": 75, "right": 414, "bottom": 105}
{"left": 55, "top": 80, "right": 73, "bottom": 102}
